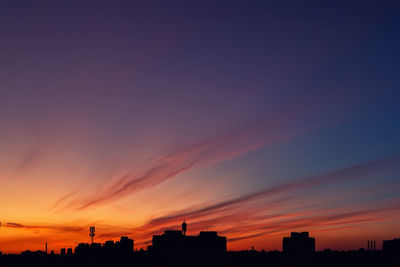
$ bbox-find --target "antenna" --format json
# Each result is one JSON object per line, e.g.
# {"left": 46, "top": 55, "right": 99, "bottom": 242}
{"left": 182, "top": 219, "right": 187, "bottom": 236}
{"left": 89, "top": 226, "right": 95, "bottom": 244}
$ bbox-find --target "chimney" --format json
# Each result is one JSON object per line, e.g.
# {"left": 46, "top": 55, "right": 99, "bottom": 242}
{"left": 45, "top": 242, "right": 48, "bottom": 254}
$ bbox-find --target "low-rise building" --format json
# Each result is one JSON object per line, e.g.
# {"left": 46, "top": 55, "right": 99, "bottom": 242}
{"left": 282, "top": 232, "right": 315, "bottom": 255}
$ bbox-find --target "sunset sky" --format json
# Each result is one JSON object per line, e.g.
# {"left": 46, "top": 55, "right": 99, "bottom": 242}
{"left": 1, "top": 1, "right": 400, "bottom": 254}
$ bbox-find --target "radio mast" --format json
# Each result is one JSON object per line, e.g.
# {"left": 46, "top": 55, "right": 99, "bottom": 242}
{"left": 89, "top": 226, "right": 95, "bottom": 244}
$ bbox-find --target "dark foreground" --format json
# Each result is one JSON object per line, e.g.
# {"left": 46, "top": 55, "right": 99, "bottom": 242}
{"left": 0, "top": 250, "right": 398, "bottom": 267}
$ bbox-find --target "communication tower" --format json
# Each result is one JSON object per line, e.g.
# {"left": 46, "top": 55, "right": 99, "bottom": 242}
{"left": 89, "top": 226, "right": 95, "bottom": 244}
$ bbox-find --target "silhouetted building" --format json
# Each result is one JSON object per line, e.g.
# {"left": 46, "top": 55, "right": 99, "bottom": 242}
{"left": 151, "top": 229, "right": 226, "bottom": 256}
{"left": 67, "top": 248, "right": 73, "bottom": 256}
{"left": 282, "top": 232, "right": 315, "bottom": 255}
{"left": 383, "top": 238, "right": 400, "bottom": 253}
{"left": 60, "top": 248, "right": 66, "bottom": 256}
{"left": 74, "top": 236, "right": 134, "bottom": 257}
{"left": 21, "top": 250, "right": 46, "bottom": 256}
{"left": 74, "top": 243, "right": 90, "bottom": 256}
{"left": 119, "top": 236, "right": 134, "bottom": 254}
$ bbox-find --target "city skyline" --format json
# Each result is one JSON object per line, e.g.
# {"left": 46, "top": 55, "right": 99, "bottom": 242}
{"left": 1, "top": 224, "right": 398, "bottom": 255}
{"left": 1, "top": 1, "right": 400, "bottom": 254}
{"left": 2, "top": 227, "right": 398, "bottom": 267}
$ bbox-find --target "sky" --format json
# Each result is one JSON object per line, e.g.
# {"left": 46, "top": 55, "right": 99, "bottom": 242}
{"left": 0, "top": 0, "right": 400, "bottom": 254}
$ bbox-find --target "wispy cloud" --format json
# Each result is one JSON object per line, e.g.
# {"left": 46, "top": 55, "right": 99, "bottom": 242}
{"left": 223, "top": 204, "right": 400, "bottom": 243}
{"left": 120, "top": 155, "right": 400, "bottom": 246}
{"left": 4, "top": 222, "right": 87, "bottom": 233}
{"left": 50, "top": 91, "right": 367, "bottom": 212}
{"left": 54, "top": 125, "right": 302, "bottom": 211}
{"left": 11, "top": 145, "right": 41, "bottom": 180}
{"left": 35, "top": 155, "right": 400, "bottom": 249}
{"left": 138, "top": 155, "right": 400, "bottom": 229}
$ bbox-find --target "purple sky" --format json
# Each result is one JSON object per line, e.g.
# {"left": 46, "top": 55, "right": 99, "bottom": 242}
{"left": 0, "top": 0, "right": 400, "bottom": 253}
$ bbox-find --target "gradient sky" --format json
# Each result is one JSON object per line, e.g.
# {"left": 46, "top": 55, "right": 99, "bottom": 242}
{"left": 1, "top": 0, "right": 400, "bottom": 254}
